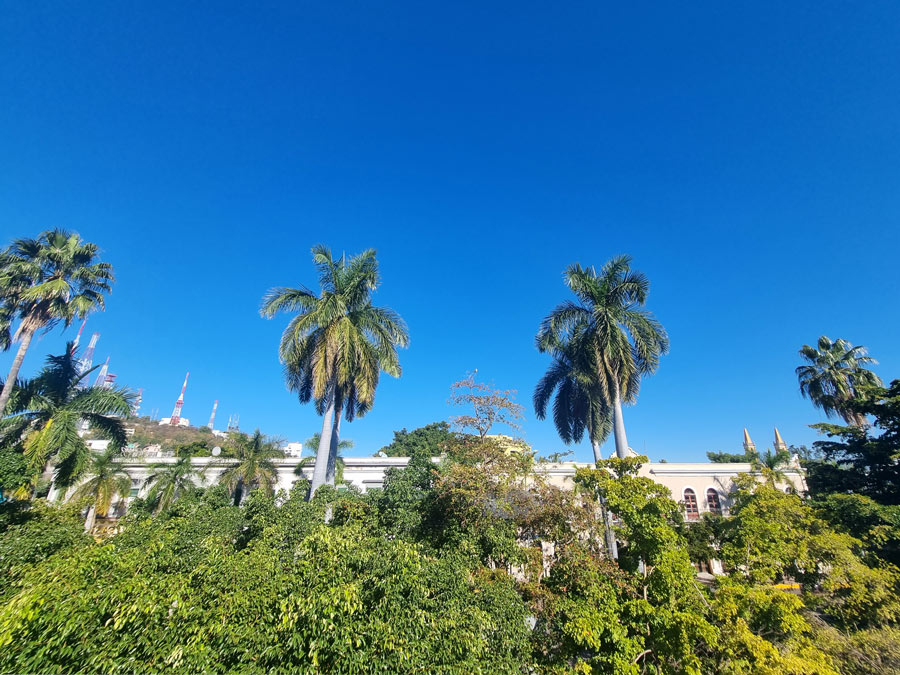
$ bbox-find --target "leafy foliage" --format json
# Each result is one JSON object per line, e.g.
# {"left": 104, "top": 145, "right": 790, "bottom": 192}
{"left": 797, "top": 336, "right": 882, "bottom": 426}
{"left": 1, "top": 391, "right": 898, "bottom": 674}
{"left": 260, "top": 246, "right": 408, "bottom": 497}
{"left": 0, "top": 344, "right": 133, "bottom": 490}
{"left": 217, "top": 430, "right": 284, "bottom": 505}
{"left": 376, "top": 421, "right": 453, "bottom": 457}
{"left": 0, "top": 229, "right": 115, "bottom": 415}
{"left": 449, "top": 372, "right": 524, "bottom": 441}
{"left": 806, "top": 380, "right": 900, "bottom": 506}
{"left": 535, "top": 256, "right": 669, "bottom": 459}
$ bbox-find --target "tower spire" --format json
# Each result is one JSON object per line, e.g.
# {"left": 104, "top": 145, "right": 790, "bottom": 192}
{"left": 774, "top": 427, "right": 787, "bottom": 452}
{"left": 169, "top": 372, "right": 190, "bottom": 426}
{"left": 742, "top": 428, "right": 756, "bottom": 454}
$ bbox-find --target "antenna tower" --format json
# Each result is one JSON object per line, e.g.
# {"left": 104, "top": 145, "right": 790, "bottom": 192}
{"left": 77, "top": 333, "right": 100, "bottom": 385}
{"left": 207, "top": 400, "right": 219, "bottom": 429}
{"left": 132, "top": 388, "right": 143, "bottom": 416}
{"left": 71, "top": 319, "right": 86, "bottom": 352}
{"left": 169, "top": 372, "right": 190, "bottom": 426}
{"left": 227, "top": 413, "right": 240, "bottom": 432}
{"left": 93, "top": 357, "right": 110, "bottom": 387}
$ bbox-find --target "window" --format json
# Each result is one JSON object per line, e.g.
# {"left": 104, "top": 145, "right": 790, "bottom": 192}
{"left": 706, "top": 489, "right": 722, "bottom": 515}
{"left": 683, "top": 488, "right": 699, "bottom": 521}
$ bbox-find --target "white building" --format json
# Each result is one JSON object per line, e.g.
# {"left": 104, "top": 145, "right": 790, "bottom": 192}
{"left": 158, "top": 417, "right": 191, "bottom": 427}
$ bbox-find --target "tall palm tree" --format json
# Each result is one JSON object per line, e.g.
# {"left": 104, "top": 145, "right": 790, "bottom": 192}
{"left": 0, "top": 230, "right": 114, "bottom": 414}
{"left": 534, "top": 337, "right": 612, "bottom": 462}
{"left": 796, "top": 336, "right": 882, "bottom": 426}
{"left": 536, "top": 256, "right": 668, "bottom": 459}
{"left": 260, "top": 246, "right": 408, "bottom": 497}
{"left": 217, "top": 430, "right": 284, "bottom": 505}
{"left": 68, "top": 448, "right": 131, "bottom": 532}
{"left": 0, "top": 344, "right": 133, "bottom": 493}
{"left": 143, "top": 455, "right": 205, "bottom": 513}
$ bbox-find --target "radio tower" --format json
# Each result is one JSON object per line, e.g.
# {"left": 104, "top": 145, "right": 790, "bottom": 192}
{"left": 77, "top": 333, "right": 100, "bottom": 385}
{"left": 132, "top": 388, "right": 143, "bottom": 417}
{"left": 71, "top": 319, "right": 87, "bottom": 353}
{"left": 207, "top": 400, "right": 219, "bottom": 430}
{"left": 93, "top": 357, "right": 110, "bottom": 387}
{"left": 169, "top": 372, "right": 190, "bottom": 426}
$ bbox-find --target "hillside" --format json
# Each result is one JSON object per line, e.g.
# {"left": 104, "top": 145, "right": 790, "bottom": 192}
{"left": 123, "top": 417, "right": 222, "bottom": 452}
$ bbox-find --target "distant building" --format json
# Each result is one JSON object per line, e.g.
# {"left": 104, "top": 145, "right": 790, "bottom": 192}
{"left": 158, "top": 417, "right": 190, "bottom": 427}
{"left": 283, "top": 442, "right": 305, "bottom": 457}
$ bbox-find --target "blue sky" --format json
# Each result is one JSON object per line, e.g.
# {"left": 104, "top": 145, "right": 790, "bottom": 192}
{"left": 2, "top": 2, "right": 899, "bottom": 461}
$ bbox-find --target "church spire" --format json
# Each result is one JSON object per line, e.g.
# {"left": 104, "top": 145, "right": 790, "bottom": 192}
{"left": 743, "top": 428, "right": 756, "bottom": 454}
{"left": 774, "top": 427, "right": 787, "bottom": 452}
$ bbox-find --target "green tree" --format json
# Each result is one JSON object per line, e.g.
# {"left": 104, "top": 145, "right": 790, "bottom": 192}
{"left": 797, "top": 336, "right": 882, "bottom": 426}
{"left": 217, "top": 430, "right": 284, "bottom": 505}
{"left": 536, "top": 256, "right": 668, "bottom": 459}
{"left": 377, "top": 421, "right": 453, "bottom": 457}
{"left": 806, "top": 380, "right": 900, "bottom": 507}
{"left": 142, "top": 455, "right": 205, "bottom": 514}
{"left": 302, "top": 432, "right": 353, "bottom": 454}
{"left": 707, "top": 449, "right": 755, "bottom": 463}
{"left": 751, "top": 447, "right": 792, "bottom": 486}
{"left": 449, "top": 372, "right": 524, "bottom": 442}
{"left": 720, "top": 475, "right": 900, "bottom": 628}
{"left": 67, "top": 448, "right": 131, "bottom": 532}
{"left": 0, "top": 230, "right": 114, "bottom": 414}
{"left": 533, "top": 339, "right": 612, "bottom": 462}
{"left": 260, "top": 246, "right": 408, "bottom": 497}
{"left": 295, "top": 433, "right": 353, "bottom": 485}
{"left": 0, "top": 345, "right": 133, "bottom": 492}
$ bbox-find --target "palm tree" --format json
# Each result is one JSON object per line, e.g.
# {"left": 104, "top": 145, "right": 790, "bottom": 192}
{"left": 796, "top": 336, "right": 882, "bottom": 426}
{"left": 295, "top": 433, "right": 354, "bottom": 485}
{"left": 143, "top": 456, "right": 205, "bottom": 513}
{"left": 0, "top": 344, "right": 133, "bottom": 493}
{"left": 260, "top": 246, "right": 408, "bottom": 497}
{"left": 536, "top": 256, "right": 668, "bottom": 459}
{"left": 751, "top": 448, "right": 791, "bottom": 488}
{"left": 217, "top": 430, "right": 284, "bottom": 505}
{"left": 0, "top": 230, "right": 114, "bottom": 414}
{"left": 68, "top": 448, "right": 131, "bottom": 532}
{"left": 534, "top": 337, "right": 612, "bottom": 462}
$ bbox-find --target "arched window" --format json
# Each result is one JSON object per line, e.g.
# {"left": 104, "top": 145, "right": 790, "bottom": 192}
{"left": 706, "top": 489, "right": 722, "bottom": 515}
{"left": 683, "top": 488, "right": 699, "bottom": 521}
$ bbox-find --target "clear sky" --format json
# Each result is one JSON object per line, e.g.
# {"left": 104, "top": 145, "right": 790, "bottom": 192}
{"left": 2, "top": 2, "right": 899, "bottom": 461}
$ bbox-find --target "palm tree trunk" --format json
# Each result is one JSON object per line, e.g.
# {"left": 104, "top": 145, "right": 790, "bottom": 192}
{"left": 326, "top": 411, "right": 342, "bottom": 485}
{"left": 309, "top": 386, "right": 336, "bottom": 498}
{"left": 84, "top": 504, "right": 96, "bottom": 533}
{"left": 0, "top": 325, "right": 36, "bottom": 415}
{"left": 591, "top": 439, "right": 603, "bottom": 463}
{"left": 602, "top": 502, "right": 619, "bottom": 560}
{"left": 612, "top": 380, "right": 629, "bottom": 459}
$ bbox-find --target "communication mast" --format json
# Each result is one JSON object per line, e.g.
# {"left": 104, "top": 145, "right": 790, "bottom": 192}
{"left": 93, "top": 357, "right": 110, "bottom": 388}
{"left": 77, "top": 333, "right": 100, "bottom": 385}
{"left": 207, "top": 400, "right": 219, "bottom": 430}
{"left": 169, "top": 372, "right": 190, "bottom": 426}
{"left": 71, "top": 319, "right": 87, "bottom": 352}
{"left": 227, "top": 413, "right": 240, "bottom": 432}
{"left": 132, "top": 388, "right": 143, "bottom": 417}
